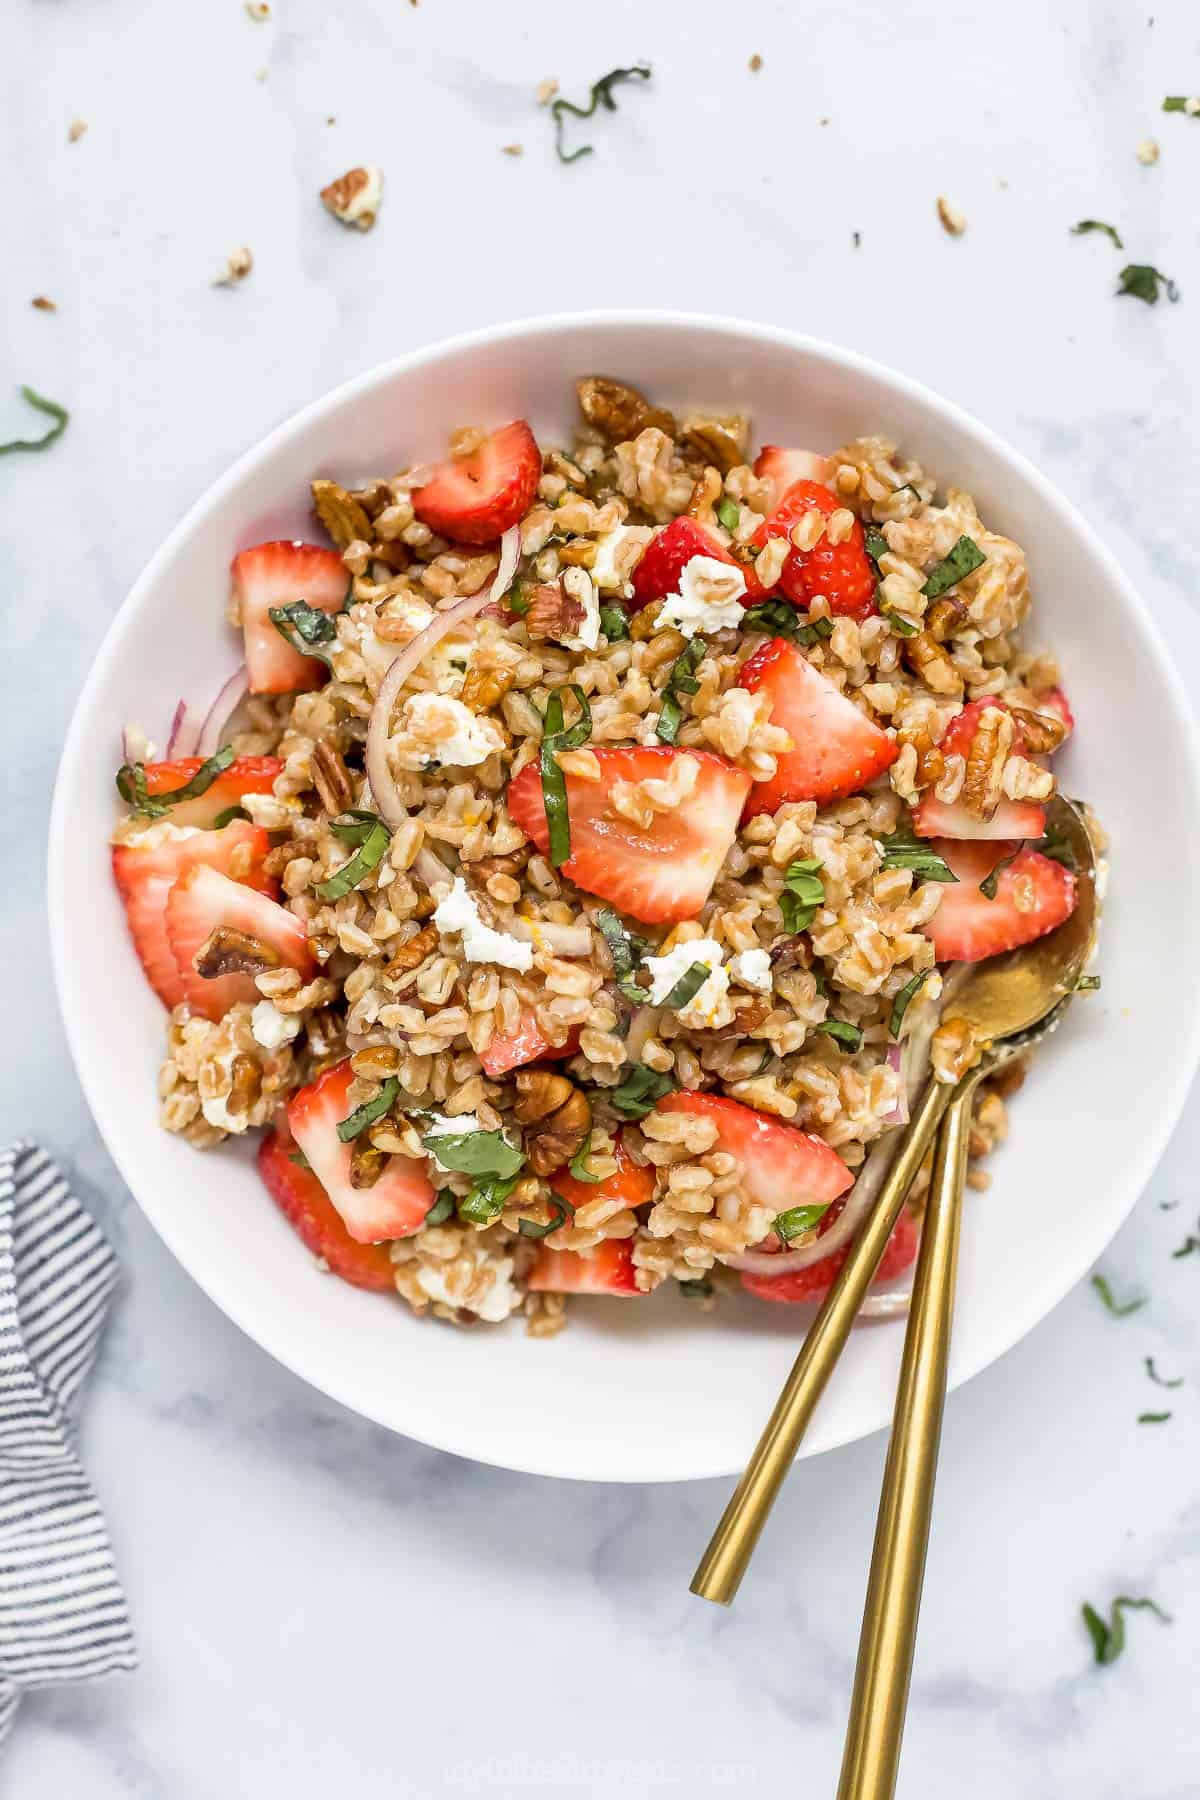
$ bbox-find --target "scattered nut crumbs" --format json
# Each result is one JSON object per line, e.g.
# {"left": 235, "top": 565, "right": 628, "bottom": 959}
{"left": 937, "top": 195, "right": 967, "bottom": 236}
{"left": 749, "top": 53, "right": 763, "bottom": 71}
{"left": 502, "top": 143, "right": 523, "bottom": 156}
{"left": 31, "top": 296, "right": 57, "bottom": 312}
{"left": 67, "top": 118, "right": 87, "bottom": 143}
{"left": 320, "top": 165, "right": 383, "bottom": 231}
{"left": 536, "top": 78, "right": 559, "bottom": 106}
{"left": 214, "top": 246, "right": 254, "bottom": 288}
{"left": 1137, "top": 137, "right": 1160, "bottom": 165}
{"left": 245, "top": 0, "right": 270, "bottom": 17}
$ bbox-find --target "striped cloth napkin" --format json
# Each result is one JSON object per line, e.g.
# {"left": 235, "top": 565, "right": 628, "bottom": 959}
{"left": 0, "top": 1142, "right": 136, "bottom": 1740}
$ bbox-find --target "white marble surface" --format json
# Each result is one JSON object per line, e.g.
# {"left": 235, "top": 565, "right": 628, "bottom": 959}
{"left": 4, "top": 0, "right": 1200, "bottom": 1793}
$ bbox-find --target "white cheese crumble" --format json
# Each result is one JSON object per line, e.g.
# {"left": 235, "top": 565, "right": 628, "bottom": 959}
{"left": 560, "top": 567, "right": 600, "bottom": 652}
{"left": 658, "top": 555, "right": 747, "bottom": 638}
{"left": 730, "top": 948, "right": 772, "bottom": 992}
{"left": 643, "top": 937, "right": 735, "bottom": 1029}
{"left": 250, "top": 1000, "right": 301, "bottom": 1050}
{"left": 396, "top": 693, "right": 503, "bottom": 770}
{"left": 201, "top": 1046, "right": 248, "bottom": 1134}
{"left": 422, "top": 1112, "right": 485, "bottom": 1169}
{"left": 432, "top": 877, "right": 534, "bottom": 971}
{"left": 416, "top": 1251, "right": 520, "bottom": 1323}
{"left": 590, "top": 526, "right": 654, "bottom": 596}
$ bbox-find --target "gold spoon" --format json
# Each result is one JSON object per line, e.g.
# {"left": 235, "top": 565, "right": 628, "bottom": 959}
{"left": 691, "top": 796, "right": 1098, "bottom": 1607}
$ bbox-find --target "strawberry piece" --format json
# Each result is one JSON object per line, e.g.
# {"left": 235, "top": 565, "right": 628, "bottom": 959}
{"left": 740, "top": 1208, "right": 918, "bottom": 1305}
{"left": 739, "top": 637, "right": 898, "bottom": 818}
{"left": 231, "top": 540, "right": 349, "bottom": 695}
{"left": 507, "top": 747, "right": 751, "bottom": 925}
{"left": 140, "top": 755, "right": 284, "bottom": 829}
{"left": 923, "top": 839, "right": 1076, "bottom": 964}
{"left": 753, "top": 446, "right": 835, "bottom": 508}
{"left": 287, "top": 1061, "right": 435, "bottom": 1243}
{"left": 479, "top": 1016, "right": 581, "bottom": 1079}
{"left": 411, "top": 420, "right": 541, "bottom": 546}
{"left": 912, "top": 699, "right": 1046, "bottom": 841}
{"left": 257, "top": 1127, "right": 398, "bottom": 1293}
{"left": 526, "top": 1239, "right": 641, "bottom": 1296}
{"left": 745, "top": 480, "right": 876, "bottom": 618}
{"left": 548, "top": 1131, "right": 656, "bottom": 1217}
{"left": 654, "top": 1091, "right": 853, "bottom": 1216}
{"left": 628, "top": 515, "right": 740, "bottom": 613}
{"left": 165, "top": 863, "right": 315, "bottom": 1021}
{"left": 112, "top": 819, "right": 273, "bottom": 1008}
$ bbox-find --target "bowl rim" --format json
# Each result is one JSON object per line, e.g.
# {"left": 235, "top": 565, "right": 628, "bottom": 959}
{"left": 48, "top": 309, "right": 1200, "bottom": 1482}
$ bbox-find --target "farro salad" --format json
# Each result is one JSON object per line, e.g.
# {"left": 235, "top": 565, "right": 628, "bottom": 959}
{"left": 111, "top": 377, "right": 1086, "bottom": 1335}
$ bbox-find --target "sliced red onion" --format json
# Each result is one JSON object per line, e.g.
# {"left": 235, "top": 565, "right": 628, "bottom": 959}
{"left": 413, "top": 846, "right": 454, "bottom": 894}
{"left": 624, "top": 1005, "right": 663, "bottom": 1065}
{"left": 883, "top": 1041, "right": 908, "bottom": 1126}
{"left": 120, "top": 722, "right": 155, "bottom": 764}
{"left": 366, "top": 524, "right": 520, "bottom": 829}
{"left": 165, "top": 699, "right": 204, "bottom": 759}
{"left": 196, "top": 668, "right": 249, "bottom": 758}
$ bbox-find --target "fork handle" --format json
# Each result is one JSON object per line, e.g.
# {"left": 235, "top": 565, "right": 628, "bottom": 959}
{"left": 835, "top": 1071, "right": 981, "bottom": 1800}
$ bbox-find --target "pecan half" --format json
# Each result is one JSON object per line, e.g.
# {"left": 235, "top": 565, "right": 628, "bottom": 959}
{"left": 513, "top": 1069, "right": 574, "bottom": 1124}
{"left": 226, "top": 1054, "right": 261, "bottom": 1119}
{"left": 194, "top": 927, "right": 280, "bottom": 978}
{"left": 902, "top": 631, "right": 964, "bottom": 696}
{"left": 896, "top": 722, "right": 945, "bottom": 791}
{"left": 385, "top": 923, "right": 438, "bottom": 978}
{"left": 524, "top": 581, "right": 584, "bottom": 643}
{"left": 459, "top": 665, "right": 515, "bottom": 710}
{"left": 925, "top": 596, "right": 967, "bottom": 642}
{"left": 521, "top": 1081, "right": 591, "bottom": 1178}
{"left": 311, "top": 479, "right": 373, "bottom": 550}
{"left": 1007, "top": 703, "right": 1067, "bottom": 755}
{"left": 680, "top": 418, "right": 744, "bottom": 474}
{"left": 694, "top": 995, "right": 773, "bottom": 1038}
{"left": 469, "top": 847, "right": 529, "bottom": 881}
{"left": 961, "top": 705, "right": 1014, "bottom": 819}
{"left": 577, "top": 375, "right": 676, "bottom": 443}
{"left": 311, "top": 734, "right": 354, "bottom": 815}
{"left": 349, "top": 1138, "right": 386, "bottom": 1189}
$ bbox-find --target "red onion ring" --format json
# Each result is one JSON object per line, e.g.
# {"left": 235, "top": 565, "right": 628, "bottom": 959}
{"left": 166, "top": 700, "right": 203, "bottom": 759}
{"left": 366, "top": 524, "right": 520, "bottom": 830}
{"left": 196, "top": 668, "right": 249, "bottom": 758}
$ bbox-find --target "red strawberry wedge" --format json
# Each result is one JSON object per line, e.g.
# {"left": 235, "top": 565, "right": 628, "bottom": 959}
{"left": 232, "top": 540, "right": 349, "bottom": 695}
{"left": 287, "top": 1061, "right": 435, "bottom": 1243}
{"left": 912, "top": 700, "right": 1046, "bottom": 841}
{"left": 739, "top": 638, "right": 898, "bottom": 818}
{"left": 745, "top": 479, "right": 877, "bottom": 618}
{"left": 112, "top": 819, "right": 273, "bottom": 1009}
{"left": 479, "top": 1017, "right": 581, "bottom": 1079}
{"left": 548, "top": 1132, "right": 657, "bottom": 1218}
{"left": 165, "top": 863, "right": 315, "bottom": 1020}
{"left": 411, "top": 421, "right": 541, "bottom": 546}
{"left": 507, "top": 747, "right": 751, "bottom": 925}
{"left": 741, "top": 1208, "right": 918, "bottom": 1305}
{"left": 526, "top": 1239, "right": 642, "bottom": 1296}
{"left": 628, "top": 516, "right": 740, "bottom": 613}
{"left": 140, "top": 756, "right": 284, "bottom": 829}
{"left": 654, "top": 1091, "right": 853, "bottom": 1216}
{"left": 923, "top": 839, "right": 1076, "bottom": 964}
{"left": 257, "top": 1127, "right": 398, "bottom": 1293}
{"left": 753, "top": 446, "right": 835, "bottom": 508}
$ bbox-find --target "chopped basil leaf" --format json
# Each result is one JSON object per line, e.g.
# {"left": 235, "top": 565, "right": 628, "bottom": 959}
{"left": 519, "top": 1195, "right": 575, "bottom": 1238}
{"left": 656, "top": 638, "right": 706, "bottom": 745}
{"left": 1138, "top": 1411, "right": 1172, "bottom": 1425}
{"left": 424, "top": 1190, "right": 455, "bottom": 1225}
{"left": 864, "top": 525, "right": 889, "bottom": 568}
{"left": 329, "top": 808, "right": 382, "bottom": 845}
{"left": 741, "top": 600, "right": 833, "bottom": 645}
{"left": 814, "top": 1019, "right": 864, "bottom": 1052}
{"left": 881, "top": 609, "right": 920, "bottom": 638}
{"left": 269, "top": 598, "right": 339, "bottom": 666}
{"left": 1037, "top": 825, "right": 1078, "bottom": 871}
{"left": 716, "top": 497, "right": 740, "bottom": 533}
{"left": 422, "top": 1127, "right": 524, "bottom": 1180}
{"left": 1081, "top": 1596, "right": 1170, "bottom": 1666}
{"left": 609, "top": 1064, "right": 676, "bottom": 1119}
{"left": 1071, "top": 219, "right": 1123, "bottom": 249}
{"left": 661, "top": 962, "right": 711, "bottom": 1011}
{"left": 337, "top": 1077, "right": 399, "bottom": 1142}
{"left": 775, "top": 1204, "right": 827, "bottom": 1242}
{"left": 878, "top": 817, "right": 959, "bottom": 883}
{"left": 1090, "top": 1272, "right": 1145, "bottom": 1316}
{"left": 551, "top": 63, "right": 652, "bottom": 164}
{"left": 287, "top": 1148, "right": 312, "bottom": 1169}
{"left": 889, "top": 970, "right": 930, "bottom": 1038}
{"left": 211, "top": 804, "right": 250, "bottom": 829}
{"left": 595, "top": 907, "right": 652, "bottom": 1004}
{"left": 115, "top": 743, "right": 236, "bottom": 818}
{"left": 778, "top": 857, "right": 826, "bottom": 934}
{"left": 753, "top": 1044, "right": 774, "bottom": 1076}
{"left": 921, "top": 535, "right": 986, "bottom": 599}
{"left": 458, "top": 1173, "right": 521, "bottom": 1227}
{"left": 1171, "top": 1222, "right": 1199, "bottom": 1259}
{"left": 980, "top": 846, "right": 1022, "bottom": 901}
{"left": 599, "top": 600, "right": 629, "bottom": 640}
{"left": 567, "top": 1133, "right": 604, "bottom": 1184}
{"left": 1163, "top": 95, "right": 1200, "bottom": 113}
{"left": 0, "top": 384, "right": 69, "bottom": 457}
{"left": 540, "top": 683, "right": 593, "bottom": 867}
{"left": 1145, "top": 1356, "right": 1183, "bottom": 1389}
{"left": 507, "top": 579, "right": 532, "bottom": 618}
{"left": 1117, "top": 263, "right": 1179, "bottom": 305}
{"left": 678, "top": 1277, "right": 713, "bottom": 1298}
{"left": 1074, "top": 973, "right": 1102, "bottom": 992}
{"left": 315, "top": 813, "right": 391, "bottom": 900}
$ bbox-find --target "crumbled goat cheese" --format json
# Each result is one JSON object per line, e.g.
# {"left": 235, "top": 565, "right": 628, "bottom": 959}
{"left": 643, "top": 937, "right": 735, "bottom": 1029}
{"left": 201, "top": 1046, "right": 247, "bottom": 1133}
{"left": 251, "top": 1001, "right": 301, "bottom": 1050}
{"left": 417, "top": 1252, "right": 520, "bottom": 1323}
{"left": 397, "top": 693, "right": 503, "bottom": 769}
{"left": 730, "top": 948, "right": 772, "bottom": 992}
{"left": 433, "top": 877, "right": 534, "bottom": 971}
{"left": 590, "top": 526, "right": 654, "bottom": 596}
{"left": 658, "top": 555, "right": 747, "bottom": 637}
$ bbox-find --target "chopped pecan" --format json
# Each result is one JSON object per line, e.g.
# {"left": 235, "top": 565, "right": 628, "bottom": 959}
{"left": 516, "top": 1074, "right": 591, "bottom": 1177}
{"left": 459, "top": 665, "right": 515, "bottom": 710}
{"left": 349, "top": 1138, "right": 386, "bottom": 1188}
{"left": 961, "top": 705, "right": 1014, "bottom": 819}
{"left": 902, "top": 631, "right": 964, "bottom": 696}
{"left": 695, "top": 995, "right": 773, "bottom": 1038}
{"left": 680, "top": 417, "right": 744, "bottom": 474}
{"left": 194, "top": 927, "right": 280, "bottom": 978}
{"left": 320, "top": 165, "right": 383, "bottom": 231}
{"left": 629, "top": 599, "right": 665, "bottom": 641}
{"left": 769, "top": 937, "right": 812, "bottom": 973}
{"left": 925, "top": 596, "right": 967, "bottom": 642}
{"left": 896, "top": 722, "right": 945, "bottom": 790}
{"left": 1007, "top": 703, "right": 1067, "bottom": 755}
{"left": 524, "top": 581, "right": 584, "bottom": 643}
{"left": 350, "top": 1044, "right": 401, "bottom": 1079}
{"left": 469, "top": 847, "right": 529, "bottom": 881}
{"left": 311, "top": 479, "right": 373, "bottom": 550}
{"left": 385, "top": 923, "right": 438, "bottom": 978}
{"left": 311, "top": 734, "right": 354, "bottom": 815}
{"left": 556, "top": 538, "right": 598, "bottom": 568}
{"left": 226, "top": 1054, "right": 261, "bottom": 1119}
{"left": 685, "top": 466, "right": 722, "bottom": 521}
{"left": 576, "top": 375, "right": 676, "bottom": 443}
{"left": 513, "top": 1069, "right": 574, "bottom": 1124}
{"left": 304, "top": 1008, "right": 344, "bottom": 1057}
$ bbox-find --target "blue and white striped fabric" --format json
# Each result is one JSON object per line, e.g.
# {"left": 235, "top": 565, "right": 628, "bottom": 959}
{"left": 0, "top": 1142, "right": 136, "bottom": 1740}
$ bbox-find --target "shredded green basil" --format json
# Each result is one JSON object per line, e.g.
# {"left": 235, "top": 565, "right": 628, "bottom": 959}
{"left": 1071, "top": 219, "right": 1124, "bottom": 250}
{"left": 716, "top": 497, "right": 740, "bottom": 533}
{"left": 1138, "top": 1411, "right": 1172, "bottom": 1425}
{"left": 1091, "top": 1272, "right": 1145, "bottom": 1317}
{"left": 775, "top": 1204, "right": 828, "bottom": 1242}
{"left": 540, "top": 684, "right": 592, "bottom": 867}
{"left": 269, "top": 598, "right": 340, "bottom": 666}
{"left": 423, "top": 1128, "right": 524, "bottom": 1180}
{"left": 211, "top": 804, "right": 250, "bottom": 829}
{"left": 551, "top": 63, "right": 652, "bottom": 164}
{"left": 567, "top": 1133, "right": 604, "bottom": 1184}
{"left": 458, "top": 1174, "right": 522, "bottom": 1226}
{"left": 337, "top": 1078, "right": 399, "bottom": 1143}
{"left": 288, "top": 1148, "right": 312, "bottom": 1169}
{"left": 1163, "top": 96, "right": 1200, "bottom": 113}
{"left": 1171, "top": 1222, "right": 1199, "bottom": 1259}
{"left": 599, "top": 600, "right": 630, "bottom": 640}
{"left": 864, "top": 525, "right": 889, "bottom": 568}
{"left": 0, "top": 385, "right": 69, "bottom": 457}
{"left": 507, "top": 579, "right": 532, "bottom": 618}
{"left": 595, "top": 907, "right": 651, "bottom": 1004}
{"left": 609, "top": 1065, "right": 676, "bottom": 1119}
{"left": 741, "top": 600, "right": 833, "bottom": 645}
{"left": 1037, "top": 824, "right": 1078, "bottom": 871}
{"left": 881, "top": 609, "right": 920, "bottom": 638}
{"left": 889, "top": 970, "right": 930, "bottom": 1038}
{"left": 656, "top": 638, "right": 706, "bottom": 744}
{"left": 878, "top": 817, "right": 959, "bottom": 883}
{"left": 315, "top": 811, "right": 391, "bottom": 901}
{"left": 519, "top": 1195, "right": 575, "bottom": 1238}
{"left": 424, "top": 1190, "right": 455, "bottom": 1226}
{"left": 1081, "top": 1596, "right": 1170, "bottom": 1665}
{"left": 1145, "top": 1357, "right": 1183, "bottom": 1388}
{"left": 1117, "top": 263, "right": 1179, "bottom": 305}
{"left": 814, "top": 1019, "right": 864, "bottom": 1053}
{"left": 778, "top": 858, "right": 826, "bottom": 934}
{"left": 660, "top": 962, "right": 711, "bottom": 1011}
{"left": 980, "top": 846, "right": 1022, "bottom": 901}
{"left": 1074, "top": 973, "right": 1102, "bottom": 993}
{"left": 115, "top": 744, "right": 236, "bottom": 818}
{"left": 678, "top": 1277, "right": 713, "bottom": 1298}
{"left": 921, "top": 536, "right": 986, "bottom": 599}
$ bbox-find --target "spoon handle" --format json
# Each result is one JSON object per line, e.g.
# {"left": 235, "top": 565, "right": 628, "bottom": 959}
{"left": 690, "top": 1073, "right": 954, "bottom": 1607}
{"left": 835, "top": 1074, "right": 979, "bottom": 1800}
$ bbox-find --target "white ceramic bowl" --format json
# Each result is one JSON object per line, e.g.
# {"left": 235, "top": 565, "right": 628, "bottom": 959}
{"left": 49, "top": 313, "right": 1200, "bottom": 1483}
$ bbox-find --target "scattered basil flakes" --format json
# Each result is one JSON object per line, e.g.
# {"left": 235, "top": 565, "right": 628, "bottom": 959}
{"left": 775, "top": 1204, "right": 828, "bottom": 1242}
{"left": 211, "top": 804, "right": 250, "bottom": 829}
{"left": 814, "top": 1018, "right": 864, "bottom": 1052}
{"left": 1071, "top": 219, "right": 1124, "bottom": 250}
{"left": 1162, "top": 96, "right": 1200, "bottom": 113}
{"left": 337, "top": 1078, "right": 400, "bottom": 1142}
{"left": 1074, "top": 973, "right": 1102, "bottom": 993}
{"left": 458, "top": 1173, "right": 522, "bottom": 1226}
{"left": 0, "top": 384, "right": 69, "bottom": 457}
{"left": 1138, "top": 1411, "right": 1172, "bottom": 1425}
{"left": 507, "top": 581, "right": 532, "bottom": 618}
{"left": 1117, "top": 263, "right": 1179, "bottom": 305}
{"left": 864, "top": 525, "right": 889, "bottom": 567}
{"left": 741, "top": 600, "right": 834, "bottom": 645}
{"left": 115, "top": 743, "right": 236, "bottom": 818}
{"left": 1090, "top": 1272, "right": 1145, "bottom": 1317}
{"left": 599, "top": 600, "right": 630, "bottom": 640}
{"left": 269, "top": 598, "right": 339, "bottom": 666}
{"left": 550, "top": 63, "right": 652, "bottom": 164}
{"left": 878, "top": 818, "right": 958, "bottom": 883}
{"left": 881, "top": 609, "right": 920, "bottom": 638}
{"left": 422, "top": 1128, "right": 524, "bottom": 1180}
{"left": 889, "top": 970, "right": 930, "bottom": 1038}
{"left": 778, "top": 857, "right": 826, "bottom": 934}
{"left": 315, "top": 812, "right": 391, "bottom": 901}
{"left": 567, "top": 1133, "right": 604, "bottom": 1184}
{"left": 716, "top": 497, "right": 740, "bottom": 533}
{"left": 921, "top": 535, "right": 986, "bottom": 599}
{"left": 1037, "top": 825, "right": 1078, "bottom": 871}
{"left": 287, "top": 1148, "right": 312, "bottom": 1169}
{"left": 610, "top": 1064, "right": 676, "bottom": 1119}
{"left": 1171, "top": 1224, "right": 1200, "bottom": 1259}
{"left": 980, "top": 846, "right": 1021, "bottom": 901}
{"left": 424, "top": 1190, "right": 455, "bottom": 1226}
{"left": 1081, "top": 1596, "right": 1170, "bottom": 1666}
{"left": 656, "top": 637, "right": 707, "bottom": 745}
{"left": 595, "top": 907, "right": 652, "bottom": 1005}
{"left": 540, "top": 683, "right": 593, "bottom": 867}
{"left": 519, "top": 1195, "right": 575, "bottom": 1238}
{"left": 678, "top": 1277, "right": 713, "bottom": 1299}
{"left": 661, "top": 962, "right": 711, "bottom": 1011}
{"left": 1144, "top": 1357, "right": 1183, "bottom": 1389}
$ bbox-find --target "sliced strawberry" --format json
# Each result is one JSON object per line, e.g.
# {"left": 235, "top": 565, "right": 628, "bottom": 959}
{"left": 479, "top": 1016, "right": 582, "bottom": 1079}
{"left": 740, "top": 1208, "right": 918, "bottom": 1305}
{"left": 924, "top": 838, "right": 1076, "bottom": 964}
{"left": 140, "top": 755, "right": 284, "bottom": 829}
{"left": 287, "top": 1061, "right": 435, "bottom": 1244}
{"left": 165, "top": 863, "right": 314, "bottom": 1021}
{"left": 628, "top": 516, "right": 740, "bottom": 613}
{"left": 231, "top": 540, "right": 349, "bottom": 695}
{"left": 655, "top": 1092, "right": 853, "bottom": 1218}
{"left": 912, "top": 699, "right": 1045, "bottom": 841}
{"left": 112, "top": 820, "right": 273, "bottom": 1008}
{"left": 257, "top": 1126, "right": 398, "bottom": 1292}
{"left": 739, "top": 637, "right": 898, "bottom": 818}
{"left": 744, "top": 480, "right": 876, "bottom": 618}
{"left": 526, "top": 1238, "right": 641, "bottom": 1296}
{"left": 753, "top": 446, "right": 835, "bottom": 508}
{"left": 411, "top": 421, "right": 541, "bottom": 546}
{"left": 548, "top": 1131, "right": 656, "bottom": 1217}
{"left": 1034, "top": 686, "right": 1074, "bottom": 740}
{"left": 507, "top": 747, "right": 751, "bottom": 925}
